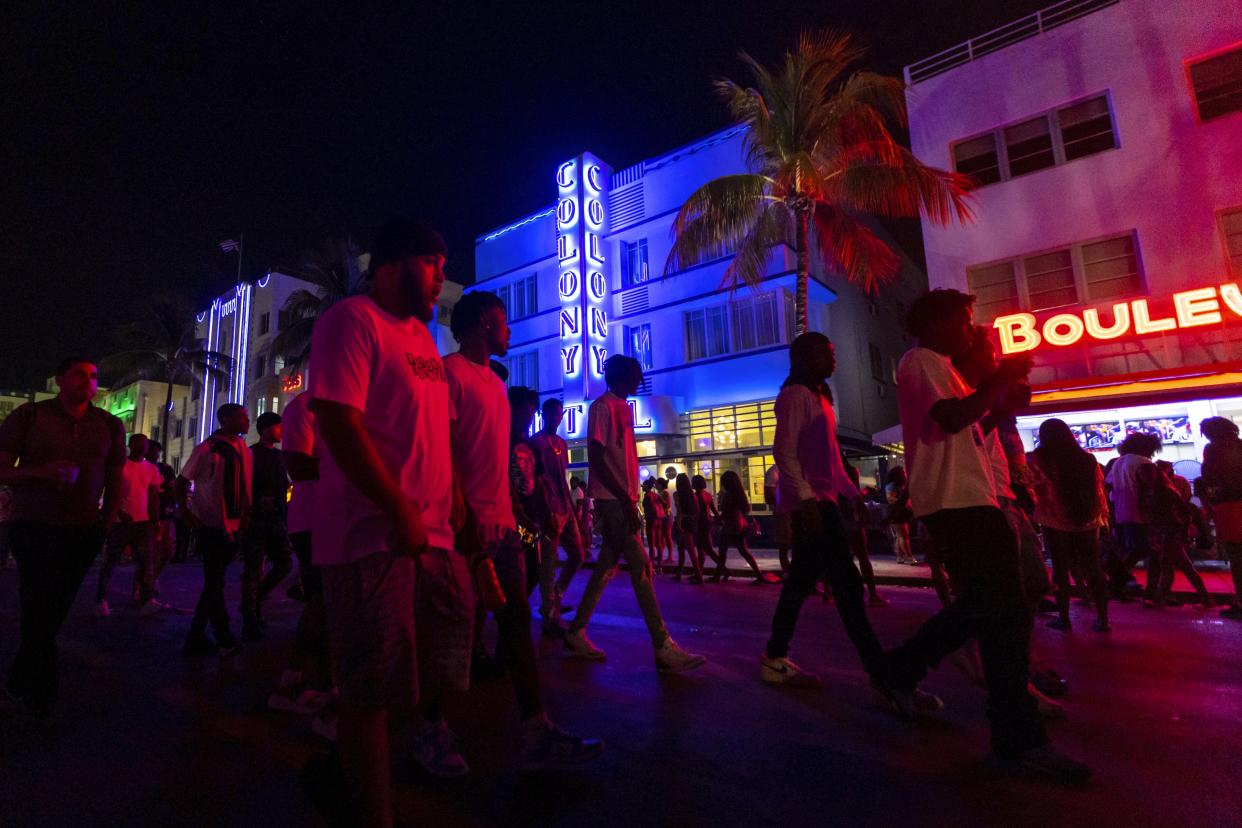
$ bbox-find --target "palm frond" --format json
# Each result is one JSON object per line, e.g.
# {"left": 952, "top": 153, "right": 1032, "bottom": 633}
{"left": 664, "top": 174, "right": 772, "bottom": 275}
{"left": 833, "top": 143, "right": 974, "bottom": 225}
{"left": 811, "top": 204, "right": 901, "bottom": 294}
{"left": 720, "top": 204, "right": 793, "bottom": 293}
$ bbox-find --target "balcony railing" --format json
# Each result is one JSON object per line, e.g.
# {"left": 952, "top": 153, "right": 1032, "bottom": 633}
{"left": 904, "top": 0, "right": 1120, "bottom": 85}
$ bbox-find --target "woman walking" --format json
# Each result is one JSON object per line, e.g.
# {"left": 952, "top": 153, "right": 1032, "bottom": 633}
{"left": 673, "top": 474, "right": 705, "bottom": 583}
{"left": 885, "top": 467, "right": 918, "bottom": 565}
{"left": 642, "top": 478, "right": 667, "bottom": 574}
{"left": 1028, "top": 419, "right": 1111, "bottom": 632}
{"left": 692, "top": 475, "right": 722, "bottom": 576}
{"left": 1138, "top": 462, "right": 1211, "bottom": 609}
{"left": 713, "top": 470, "right": 765, "bottom": 583}
{"left": 656, "top": 478, "right": 675, "bottom": 568}
{"left": 1201, "top": 417, "right": 1242, "bottom": 620}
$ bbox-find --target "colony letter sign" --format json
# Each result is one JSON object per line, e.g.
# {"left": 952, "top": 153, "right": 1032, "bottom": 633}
{"left": 994, "top": 282, "right": 1242, "bottom": 354}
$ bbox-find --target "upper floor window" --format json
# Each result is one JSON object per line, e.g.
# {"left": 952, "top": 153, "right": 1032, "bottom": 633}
{"left": 258, "top": 312, "right": 271, "bottom": 335}
{"left": 253, "top": 355, "right": 267, "bottom": 380}
{"left": 506, "top": 350, "right": 538, "bottom": 390}
{"left": 625, "top": 323, "right": 653, "bottom": 372}
{"left": 952, "top": 94, "right": 1117, "bottom": 186}
{"left": 1189, "top": 45, "right": 1242, "bottom": 122}
{"left": 684, "top": 291, "right": 788, "bottom": 362}
{"left": 966, "top": 232, "right": 1144, "bottom": 322}
{"left": 622, "top": 238, "right": 650, "bottom": 288}
{"left": 1220, "top": 206, "right": 1242, "bottom": 276}
{"left": 499, "top": 274, "right": 538, "bottom": 321}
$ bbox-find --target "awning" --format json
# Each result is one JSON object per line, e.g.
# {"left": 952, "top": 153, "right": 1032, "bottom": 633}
{"left": 1027, "top": 363, "right": 1242, "bottom": 414}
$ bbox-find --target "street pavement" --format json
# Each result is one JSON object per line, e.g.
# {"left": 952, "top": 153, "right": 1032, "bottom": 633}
{"left": 1, "top": 555, "right": 1240, "bottom": 827}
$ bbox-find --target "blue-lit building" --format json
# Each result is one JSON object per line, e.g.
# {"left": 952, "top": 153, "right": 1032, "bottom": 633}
{"left": 472, "top": 127, "right": 926, "bottom": 505}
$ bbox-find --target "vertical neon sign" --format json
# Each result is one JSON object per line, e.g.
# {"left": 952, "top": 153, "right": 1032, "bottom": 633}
{"left": 557, "top": 152, "right": 610, "bottom": 438}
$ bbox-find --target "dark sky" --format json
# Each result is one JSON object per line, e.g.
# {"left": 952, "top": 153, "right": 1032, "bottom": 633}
{"left": 1, "top": 0, "right": 1044, "bottom": 387}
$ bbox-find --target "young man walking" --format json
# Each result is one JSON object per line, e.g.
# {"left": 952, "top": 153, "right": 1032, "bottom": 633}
{"left": 178, "top": 403, "right": 253, "bottom": 656}
{"left": 94, "top": 432, "right": 163, "bottom": 616}
{"left": 240, "top": 411, "right": 293, "bottom": 641}
{"left": 564, "top": 355, "right": 705, "bottom": 672}
{"left": 880, "top": 289, "right": 1091, "bottom": 784}
{"left": 426, "top": 289, "right": 601, "bottom": 775}
{"left": 0, "top": 357, "right": 126, "bottom": 716}
{"left": 758, "top": 333, "right": 929, "bottom": 705}
{"left": 532, "top": 397, "right": 585, "bottom": 635}
{"left": 308, "top": 219, "right": 454, "bottom": 826}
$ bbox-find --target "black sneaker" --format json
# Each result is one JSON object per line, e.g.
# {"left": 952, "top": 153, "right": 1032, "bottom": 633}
{"left": 183, "top": 634, "right": 217, "bottom": 657}
{"left": 519, "top": 722, "right": 605, "bottom": 770}
{"left": 1008, "top": 745, "right": 1092, "bottom": 785}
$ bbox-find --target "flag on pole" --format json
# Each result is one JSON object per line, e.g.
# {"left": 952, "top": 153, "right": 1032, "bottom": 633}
{"left": 219, "top": 239, "right": 241, "bottom": 253}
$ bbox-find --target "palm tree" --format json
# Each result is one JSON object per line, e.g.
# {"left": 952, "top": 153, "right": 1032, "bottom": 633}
{"left": 101, "top": 293, "right": 232, "bottom": 443}
{"left": 665, "top": 30, "right": 974, "bottom": 335}
{"left": 266, "top": 237, "right": 366, "bottom": 375}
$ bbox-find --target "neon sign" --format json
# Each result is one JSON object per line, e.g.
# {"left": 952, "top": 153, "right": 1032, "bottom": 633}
{"left": 994, "top": 281, "right": 1242, "bottom": 354}
{"left": 281, "top": 372, "right": 303, "bottom": 392}
{"left": 557, "top": 152, "right": 610, "bottom": 436}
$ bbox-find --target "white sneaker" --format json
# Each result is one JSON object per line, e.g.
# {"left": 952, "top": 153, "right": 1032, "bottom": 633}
{"left": 655, "top": 637, "right": 706, "bottom": 673}
{"left": 138, "top": 599, "right": 169, "bottom": 616}
{"left": 412, "top": 720, "right": 470, "bottom": 779}
{"left": 563, "top": 629, "right": 607, "bottom": 661}
{"left": 760, "top": 655, "right": 822, "bottom": 688}
{"left": 94, "top": 600, "right": 111, "bottom": 618}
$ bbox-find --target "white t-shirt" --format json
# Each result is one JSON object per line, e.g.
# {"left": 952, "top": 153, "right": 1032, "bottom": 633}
{"left": 281, "top": 392, "right": 317, "bottom": 535}
{"left": 444, "top": 352, "right": 515, "bottom": 529}
{"left": 985, "top": 430, "right": 1015, "bottom": 500}
{"left": 117, "top": 457, "right": 161, "bottom": 522}
{"left": 1105, "top": 453, "right": 1151, "bottom": 524}
{"left": 586, "top": 391, "right": 640, "bottom": 502}
{"left": 772, "top": 385, "right": 859, "bottom": 512}
{"left": 181, "top": 433, "right": 253, "bottom": 533}
{"left": 897, "top": 347, "right": 998, "bottom": 517}
{"left": 308, "top": 295, "right": 454, "bottom": 565}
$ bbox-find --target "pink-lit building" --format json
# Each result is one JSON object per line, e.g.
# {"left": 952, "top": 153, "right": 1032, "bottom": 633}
{"left": 904, "top": 0, "right": 1242, "bottom": 465}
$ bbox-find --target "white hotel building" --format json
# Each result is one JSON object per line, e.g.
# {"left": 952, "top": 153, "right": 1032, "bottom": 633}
{"left": 905, "top": 0, "right": 1242, "bottom": 466}
{"left": 472, "top": 127, "right": 928, "bottom": 504}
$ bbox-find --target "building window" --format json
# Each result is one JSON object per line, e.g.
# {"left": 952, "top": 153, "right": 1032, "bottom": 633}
{"left": 625, "top": 323, "right": 653, "bottom": 372}
{"left": 151, "top": 425, "right": 161, "bottom": 444}
{"left": 952, "top": 94, "right": 1116, "bottom": 185}
{"left": 966, "top": 232, "right": 1143, "bottom": 322}
{"left": 259, "top": 312, "right": 271, "bottom": 335}
{"left": 507, "top": 351, "right": 538, "bottom": 390}
{"left": 869, "top": 343, "right": 884, "bottom": 381}
{"left": 499, "top": 274, "right": 538, "bottom": 321}
{"left": 253, "top": 355, "right": 266, "bottom": 380}
{"left": 189, "top": 417, "right": 198, "bottom": 436}
{"left": 271, "top": 396, "right": 279, "bottom": 414}
{"left": 1189, "top": 45, "right": 1242, "bottom": 122}
{"left": 257, "top": 397, "right": 267, "bottom": 416}
{"left": 685, "top": 305, "right": 730, "bottom": 361}
{"left": 172, "top": 456, "right": 181, "bottom": 474}
{"left": 174, "top": 418, "right": 183, "bottom": 438}
{"left": 1221, "top": 207, "right": 1242, "bottom": 276}
{"left": 191, "top": 382, "right": 201, "bottom": 401}
{"left": 683, "top": 401, "right": 777, "bottom": 453}
{"left": 622, "top": 238, "right": 650, "bottom": 288}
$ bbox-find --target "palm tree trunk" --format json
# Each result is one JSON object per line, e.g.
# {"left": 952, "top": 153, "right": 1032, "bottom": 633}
{"left": 161, "top": 360, "right": 174, "bottom": 449}
{"left": 795, "top": 208, "right": 810, "bottom": 337}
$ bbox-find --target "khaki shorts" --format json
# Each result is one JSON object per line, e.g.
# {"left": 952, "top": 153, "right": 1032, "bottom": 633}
{"left": 415, "top": 546, "right": 476, "bottom": 693}
{"left": 322, "top": 550, "right": 417, "bottom": 711}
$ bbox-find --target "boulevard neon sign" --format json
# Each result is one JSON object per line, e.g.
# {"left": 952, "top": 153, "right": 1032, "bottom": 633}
{"left": 994, "top": 282, "right": 1242, "bottom": 354}
{"left": 557, "top": 153, "right": 610, "bottom": 436}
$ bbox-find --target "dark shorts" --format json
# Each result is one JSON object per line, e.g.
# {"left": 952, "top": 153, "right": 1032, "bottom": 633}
{"left": 415, "top": 546, "right": 476, "bottom": 693}
{"left": 322, "top": 550, "right": 417, "bottom": 711}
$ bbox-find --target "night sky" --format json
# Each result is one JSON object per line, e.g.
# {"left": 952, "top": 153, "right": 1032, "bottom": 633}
{"left": 1, "top": 0, "right": 1044, "bottom": 387}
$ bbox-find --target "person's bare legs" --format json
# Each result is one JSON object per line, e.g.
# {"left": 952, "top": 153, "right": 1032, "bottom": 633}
{"left": 737, "top": 538, "right": 764, "bottom": 581}
{"left": 338, "top": 706, "right": 392, "bottom": 827}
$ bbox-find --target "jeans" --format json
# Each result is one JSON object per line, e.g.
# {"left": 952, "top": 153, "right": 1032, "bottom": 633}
{"left": 189, "top": 527, "right": 238, "bottom": 644}
{"left": 1043, "top": 527, "right": 1109, "bottom": 622}
{"left": 7, "top": 521, "right": 103, "bottom": 711}
{"left": 538, "top": 511, "right": 584, "bottom": 617}
{"left": 96, "top": 520, "right": 156, "bottom": 604}
{"left": 765, "top": 500, "right": 883, "bottom": 672}
{"left": 240, "top": 516, "right": 293, "bottom": 626}
{"left": 488, "top": 529, "right": 544, "bottom": 720}
{"left": 1111, "top": 522, "right": 1148, "bottom": 596}
{"left": 881, "top": 506, "right": 1046, "bottom": 759}
{"left": 569, "top": 499, "right": 670, "bottom": 649}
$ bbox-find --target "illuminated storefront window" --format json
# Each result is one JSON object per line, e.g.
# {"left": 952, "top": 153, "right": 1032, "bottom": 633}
{"left": 682, "top": 401, "right": 776, "bottom": 453}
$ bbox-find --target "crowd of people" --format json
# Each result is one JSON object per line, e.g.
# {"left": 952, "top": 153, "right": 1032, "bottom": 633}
{"left": 2, "top": 218, "right": 1241, "bottom": 826}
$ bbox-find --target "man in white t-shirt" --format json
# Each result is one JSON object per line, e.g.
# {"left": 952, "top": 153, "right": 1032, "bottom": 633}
{"left": 94, "top": 432, "right": 163, "bottom": 615}
{"left": 533, "top": 397, "right": 585, "bottom": 632}
{"left": 564, "top": 355, "right": 705, "bottom": 672}
{"left": 1105, "top": 432, "right": 1160, "bottom": 598}
{"left": 432, "top": 290, "right": 600, "bottom": 774}
{"left": 879, "top": 289, "right": 1090, "bottom": 785}
{"left": 308, "top": 219, "right": 452, "bottom": 825}
{"left": 178, "top": 404, "right": 253, "bottom": 656}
